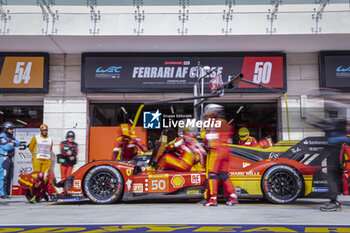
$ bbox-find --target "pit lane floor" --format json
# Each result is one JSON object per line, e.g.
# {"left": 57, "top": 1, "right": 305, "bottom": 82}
{"left": 0, "top": 196, "right": 350, "bottom": 226}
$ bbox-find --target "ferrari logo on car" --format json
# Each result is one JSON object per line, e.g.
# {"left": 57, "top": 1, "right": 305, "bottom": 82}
{"left": 126, "top": 169, "right": 132, "bottom": 176}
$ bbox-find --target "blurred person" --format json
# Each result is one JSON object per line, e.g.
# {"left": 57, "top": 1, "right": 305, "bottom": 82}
{"left": 237, "top": 127, "right": 258, "bottom": 147}
{"left": 58, "top": 131, "right": 78, "bottom": 180}
{"left": 28, "top": 124, "right": 54, "bottom": 174}
{"left": 257, "top": 135, "right": 274, "bottom": 149}
{"left": 202, "top": 104, "right": 238, "bottom": 206}
{"left": 0, "top": 122, "right": 20, "bottom": 198}
{"left": 112, "top": 124, "right": 147, "bottom": 162}
{"left": 157, "top": 124, "right": 206, "bottom": 172}
{"left": 310, "top": 89, "right": 350, "bottom": 212}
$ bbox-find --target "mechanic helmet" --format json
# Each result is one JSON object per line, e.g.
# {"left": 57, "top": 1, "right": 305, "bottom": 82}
{"left": 120, "top": 124, "right": 131, "bottom": 137}
{"left": 239, "top": 127, "right": 250, "bottom": 141}
{"left": 2, "top": 121, "right": 15, "bottom": 133}
{"left": 40, "top": 124, "right": 48, "bottom": 131}
{"left": 40, "top": 124, "right": 48, "bottom": 136}
{"left": 204, "top": 104, "right": 224, "bottom": 119}
{"left": 66, "top": 130, "right": 75, "bottom": 140}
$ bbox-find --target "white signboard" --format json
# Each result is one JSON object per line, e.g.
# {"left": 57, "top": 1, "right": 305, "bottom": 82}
{"left": 12, "top": 128, "right": 40, "bottom": 195}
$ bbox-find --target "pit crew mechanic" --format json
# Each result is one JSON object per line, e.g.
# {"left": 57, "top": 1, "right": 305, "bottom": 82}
{"left": 203, "top": 104, "right": 238, "bottom": 206}
{"left": 157, "top": 124, "right": 206, "bottom": 172}
{"left": 112, "top": 124, "right": 147, "bottom": 162}
{"left": 0, "top": 122, "right": 20, "bottom": 198}
{"left": 28, "top": 124, "right": 54, "bottom": 174}
{"left": 58, "top": 131, "right": 78, "bottom": 180}
{"left": 238, "top": 127, "right": 258, "bottom": 147}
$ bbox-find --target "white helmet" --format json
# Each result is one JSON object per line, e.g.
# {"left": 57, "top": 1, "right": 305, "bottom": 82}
{"left": 204, "top": 104, "right": 224, "bottom": 118}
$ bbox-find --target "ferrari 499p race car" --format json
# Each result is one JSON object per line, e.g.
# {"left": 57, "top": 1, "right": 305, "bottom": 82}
{"left": 56, "top": 135, "right": 342, "bottom": 204}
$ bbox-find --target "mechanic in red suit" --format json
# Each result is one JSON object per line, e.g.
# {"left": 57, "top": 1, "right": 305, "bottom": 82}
{"left": 157, "top": 126, "right": 206, "bottom": 172}
{"left": 58, "top": 131, "right": 78, "bottom": 180}
{"left": 203, "top": 104, "right": 238, "bottom": 206}
{"left": 18, "top": 171, "right": 56, "bottom": 204}
{"left": 112, "top": 124, "right": 147, "bottom": 162}
{"left": 238, "top": 127, "right": 258, "bottom": 147}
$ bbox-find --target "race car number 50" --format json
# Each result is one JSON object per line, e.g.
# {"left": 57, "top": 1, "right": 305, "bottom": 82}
{"left": 253, "top": 62, "right": 272, "bottom": 84}
{"left": 151, "top": 180, "right": 166, "bottom": 191}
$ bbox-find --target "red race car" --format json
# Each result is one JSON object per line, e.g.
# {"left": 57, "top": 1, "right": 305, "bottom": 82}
{"left": 55, "top": 135, "right": 344, "bottom": 204}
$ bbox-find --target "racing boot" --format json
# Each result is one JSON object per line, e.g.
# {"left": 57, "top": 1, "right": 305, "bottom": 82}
{"left": 226, "top": 193, "right": 238, "bottom": 206}
{"left": 203, "top": 196, "right": 217, "bottom": 206}
{"left": 320, "top": 201, "right": 342, "bottom": 212}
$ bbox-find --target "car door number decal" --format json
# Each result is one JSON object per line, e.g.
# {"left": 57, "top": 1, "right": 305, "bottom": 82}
{"left": 151, "top": 179, "right": 166, "bottom": 191}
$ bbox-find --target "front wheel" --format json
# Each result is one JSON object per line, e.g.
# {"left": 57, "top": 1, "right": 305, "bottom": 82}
{"left": 261, "top": 165, "right": 304, "bottom": 204}
{"left": 83, "top": 165, "right": 124, "bottom": 204}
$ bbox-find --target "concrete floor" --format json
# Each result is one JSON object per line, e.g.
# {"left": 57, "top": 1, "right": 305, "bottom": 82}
{"left": 0, "top": 196, "right": 350, "bottom": 226}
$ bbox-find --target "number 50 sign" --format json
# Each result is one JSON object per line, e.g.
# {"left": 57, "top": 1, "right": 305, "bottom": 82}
{"left": 239, "top": 56, "right": 285, "bottom": 91}
{"left": 0, "top": 53, "right": 48, "bottom": 92}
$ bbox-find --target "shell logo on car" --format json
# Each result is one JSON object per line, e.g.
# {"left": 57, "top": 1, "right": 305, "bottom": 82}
{"left": 171, "top": 175, "right": 185, "bottom": 188}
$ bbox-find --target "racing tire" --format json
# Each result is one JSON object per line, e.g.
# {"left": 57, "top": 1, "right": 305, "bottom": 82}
{"left": 261, "top": 164, "right": 304, "bottom": 204}
{"left": 83, "top": 165, "right": 124, "bottom": 204}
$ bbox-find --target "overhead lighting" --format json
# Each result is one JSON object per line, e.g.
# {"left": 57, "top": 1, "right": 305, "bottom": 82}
{"left": 128, "top": 119, "right": 133, "bottom": 124}
{"left": 228, "top": 118, "right": 234, "bottom": 124}
{"left": 171, "top": 106, "right": 174, "bottom": 115}
{"left": 0, "top": 111, "right": 3, "bottom": 115}
{"left": 236, "top": 106, "right": 244, "bottom": 114}
{"left": 16, "top": 119, "right": 27, "bottom": 125}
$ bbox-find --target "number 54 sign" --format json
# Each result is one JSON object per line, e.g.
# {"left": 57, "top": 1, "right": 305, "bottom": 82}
{"left": 0, "top": 54, "right": 48, "bottom": 92}
{"left": 13, "top": 62, "right": 32, "bottom": 84}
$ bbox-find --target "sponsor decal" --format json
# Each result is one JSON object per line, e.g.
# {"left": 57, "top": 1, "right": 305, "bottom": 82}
{"left": 230, "top": 171, "right": 260, "bottom": 176}
{"left": 126, "top": 169, "right": 132, "bottom": 176}
{"left": 19, "top": 167, "right": 32, "bottom": 175}
{"left": 95, "top": 66, "right": 122, "bottom": 79}
{"left": 171, "top": 175, "right": 185, "bottom": 188}
{"left": 313, "top": 187, "right": 329, "bottom": 192}
{"left": 268, "top": 152, "right": 279, "bottom": 158}
{"left": 291, "top": 147, "right": 301, "bottom": 153}
{"left": 191, "top": 174, "right": 201, "bottom": 185}
{"left": 126, "top": 179, "right": 132, "bottom": 191}
{"left": 73, "top": 180, "right": 81, "bottom": 189}
{"left": 187, "top": 190, "right": 199, "bottom": 194}
{"left": 19, "top": 152, "right": 26, "bottom": 159}
{"left": 309, "top": 147, "right": 324, "bottom": 152}
{"left": 66, "top": 191, "right": 82, "bottom": 195}
{"left": 304, "top": 140, "right": 328, "bottom": 145}
{"left": 133, "top": 183, "right": 143, "bottom": 193}
{"left": 313, "top": 180, "right": 327, "bottom": 184}
{"left": 336, "top": 65, "right": 350, "bottom": 78}
{"left": 148, "top": 174, "right": 169, "bottom": 179}
{"left": 242, "top": 162, "right": 250, "bottom": 168}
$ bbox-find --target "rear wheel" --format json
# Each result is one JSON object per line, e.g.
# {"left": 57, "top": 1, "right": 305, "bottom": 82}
{"left": 261, "top": 165, "right": 304, "bottom": 204}
{"left": 83, "top": 165, "right": 124, "bottom": 204}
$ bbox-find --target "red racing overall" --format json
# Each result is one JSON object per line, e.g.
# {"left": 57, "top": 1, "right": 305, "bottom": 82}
{"left": 204, "top": 118, "right": 237, "bottom": 206}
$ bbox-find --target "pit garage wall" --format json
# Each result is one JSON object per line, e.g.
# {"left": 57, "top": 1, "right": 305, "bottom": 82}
{"left": 281, "top": 53, "right": 324, "bottom": 141}
{"left": 44, "top": 54, "right": 87, "bottom": 179}
{"left": 42, "top": 53, "right": 324, "bottom": 177}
